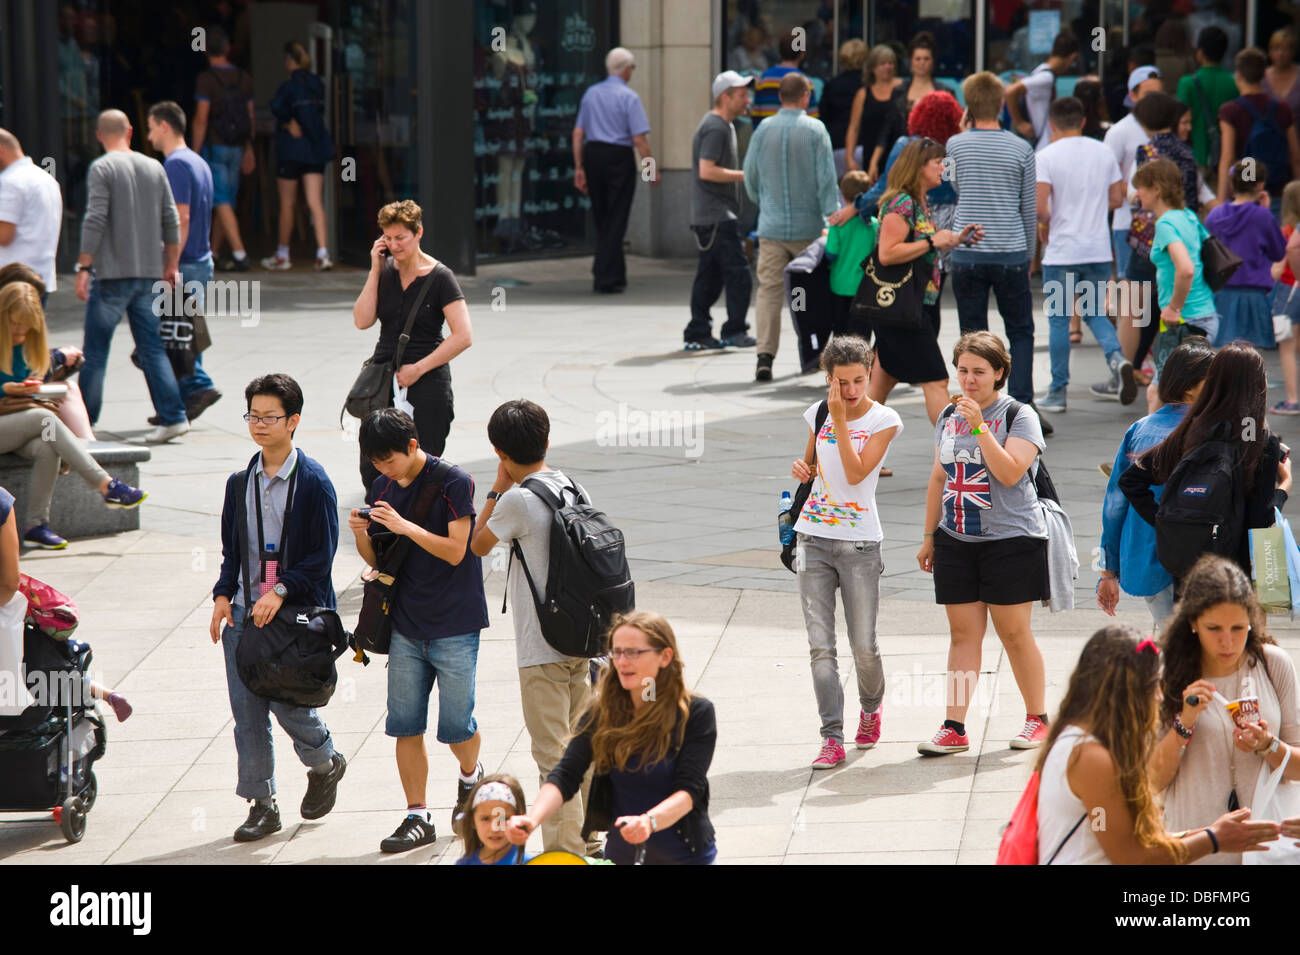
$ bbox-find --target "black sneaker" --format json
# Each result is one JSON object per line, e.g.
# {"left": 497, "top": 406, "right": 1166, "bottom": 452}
{"left": 300, "top": 753, "right": 346, "bottom": 820}
{"left": 720, "top": 333, "right": 757, "bottom": 348}
{"left": 454, "top": 762, "right": 484, "bottom": 828}
{"left": 1028, "top": 402, "right": 1054, "bottom": 437}
{"left": 233, "top": 801, "right": 281, "bottom": 842}
{"left": 755, "top": 353, "right": 774, "bottom": 382}
{"left": 186, "top": 388, "right": 222, "bottom": 422}
{"left": 218, "top": 256, "right": 250, "bottom": 273}
{"left": 683, "top": 338, "right": 726, "bottom": 351}
{"left": 380, "top": 813, "right": 437, "bottom": 853}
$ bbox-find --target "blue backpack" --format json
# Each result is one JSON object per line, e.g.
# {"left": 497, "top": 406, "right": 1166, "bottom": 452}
{"left": 1239, "top": 97, "right": 1289, "bottom": 190}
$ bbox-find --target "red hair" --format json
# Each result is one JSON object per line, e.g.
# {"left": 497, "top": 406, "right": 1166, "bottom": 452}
{"left": 908, "top": 90, "right": 964, "bottom": 144}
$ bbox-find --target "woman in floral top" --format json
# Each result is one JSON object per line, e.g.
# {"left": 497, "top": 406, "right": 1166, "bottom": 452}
{"left": 872, "top": 137, "right": 982, "bottom": 424}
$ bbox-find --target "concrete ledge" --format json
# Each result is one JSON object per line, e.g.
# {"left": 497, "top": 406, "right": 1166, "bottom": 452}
{"left": 0, "top": 441, "right": 151, "bottom": 539}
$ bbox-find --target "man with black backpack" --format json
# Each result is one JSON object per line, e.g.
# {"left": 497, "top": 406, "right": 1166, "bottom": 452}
{"left": 470, "top": 399, "right": 632, "bottom": 857}
{"left": 351, "top": 408, "right": 488, "bottom": 854}
{"left": 193, "top": 26, "right": 254, "bottom": 273}
{"left": 1216, "top": 46, "right": 1300, "bottom": 218}
{"left": 210, "top": 374, "right": 347, "bottom": 843}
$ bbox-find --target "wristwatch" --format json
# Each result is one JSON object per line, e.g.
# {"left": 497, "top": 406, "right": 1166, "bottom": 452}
{"left": 273, "top": 582, "right": 288, "bottom": 598}
{"left": 646, "top": 812, "right": 658, "bottom": 832}
{"left": 74, "top": 262, "right": 92, "bottom": 273}
{"left": 486, "top": 490, "right": 502, "bottom": 502}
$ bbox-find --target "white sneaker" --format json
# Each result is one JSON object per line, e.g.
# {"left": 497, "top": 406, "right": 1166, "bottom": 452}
{"left": 314, "top": 255, "right": 333, "bottom": 271}
{"left": 139, "top": 421, "right": 190, "bottom": 444}
{"left": 261, "top": 255, "right": 291, "bottom": 271}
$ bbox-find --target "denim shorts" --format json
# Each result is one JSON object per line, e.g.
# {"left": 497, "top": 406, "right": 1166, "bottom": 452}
{"left": 385, "top": 629, "right": 479, "bottom": 742}
{"left": 203, "top": 143, "right": 243, "bottom": 206}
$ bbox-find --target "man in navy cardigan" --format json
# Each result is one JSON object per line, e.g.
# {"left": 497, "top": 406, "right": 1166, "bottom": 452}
{"left": 209, "top": 373, "right": 346, "bottom": 842}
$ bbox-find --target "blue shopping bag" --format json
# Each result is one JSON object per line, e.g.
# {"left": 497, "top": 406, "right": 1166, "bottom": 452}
{"left": 1276, "top": 508, "right": 1300, "bottom": 618}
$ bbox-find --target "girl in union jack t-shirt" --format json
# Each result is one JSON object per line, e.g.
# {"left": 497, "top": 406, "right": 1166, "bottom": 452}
{"left": 916, "top": 331, "right": 1051, "bottom": 758}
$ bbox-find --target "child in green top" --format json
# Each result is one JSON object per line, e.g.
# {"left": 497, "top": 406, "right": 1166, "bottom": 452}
{"left": 825, "top": 170, "right": 879, "bottom": 333}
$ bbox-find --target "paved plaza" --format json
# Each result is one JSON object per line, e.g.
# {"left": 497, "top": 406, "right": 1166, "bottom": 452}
{"left": 2, "top": 256, "right": 1298, "bottom": 865}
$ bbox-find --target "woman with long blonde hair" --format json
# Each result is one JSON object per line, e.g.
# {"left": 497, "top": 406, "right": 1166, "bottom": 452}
{"left": 506, "top": 611, "right": 717, "bottom": 864}
{"left": 1035, "top": 623, "right": 1278, "bottom": 863}
{"left": 0, "top": 280, "right": 95, "bottom": 439}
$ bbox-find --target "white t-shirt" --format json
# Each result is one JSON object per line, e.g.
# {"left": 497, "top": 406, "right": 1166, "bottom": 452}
{"left": 1103, "top": 114, "right": 1150, "bottom": 232}
{"left": 1037, "top": 726, "right": 1110, "bottom": 865}
{"left": 1023, "top": 64, "right": 1057, "bottom": 152}
{"left": 0, "top": 156, "right": 63, "bottom": 291}
{"left": 1036, "top": 136, "right": 1123, "bottom": 266}
{"left": 794, "top": 401, "right": 902, "bottom": 542}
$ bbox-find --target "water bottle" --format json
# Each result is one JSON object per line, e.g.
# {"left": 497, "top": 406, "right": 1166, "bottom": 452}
{"left": 778, "top": 490, "right": 795, "bottom": 546}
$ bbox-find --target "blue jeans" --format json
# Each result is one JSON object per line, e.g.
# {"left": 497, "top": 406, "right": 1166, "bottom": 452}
{"left": 177, "top": 257, "right": 216, "bottom": 400}
{"left": 80, "top": 276, "right": 185, "bottom": 426}
{"left": 221, "top": 604, "right": 335, "bottom": 799}
{"left": 1043, "top": 262, "right": 1123, "bottom": 391}
{"left": 1112, "top": 229, "right": 1132, "bottom": 277}
{"left": 385, "top": 628, "right": 480, "bottom": 743}
{"left": 1145, "top": 584, "right": 1176, "bottom": 632}
{"left": 951, "top": 260, "right": 1036, "bottom": 403}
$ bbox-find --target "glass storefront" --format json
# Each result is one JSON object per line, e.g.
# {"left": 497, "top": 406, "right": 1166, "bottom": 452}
{"left": 471, "top": 0, "right": 616, "bottom": 261}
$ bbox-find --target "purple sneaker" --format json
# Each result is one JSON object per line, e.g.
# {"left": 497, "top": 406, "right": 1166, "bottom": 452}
{"left": 854, "top": 705, "right": 882, "bottom": 750}
{"left": 23, "top": 524, "right": 67, "bottom": 550}
{"left": 103, "top": 478, "right": 147, "bottom": 509}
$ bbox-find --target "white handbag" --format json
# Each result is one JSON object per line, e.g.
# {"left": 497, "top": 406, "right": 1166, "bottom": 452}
{"left": 1242, "top": 744, "right": 1300, "bottom": 865}
{"left": 0, "top": 591, "right": 32, "bottom": 716}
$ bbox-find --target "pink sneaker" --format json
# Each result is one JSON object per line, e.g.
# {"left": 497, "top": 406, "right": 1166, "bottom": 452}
{"left": 811, "top": 737, "right": 846, "bottom": 769}
{"left": 917, "top": 723, "right": 970, "bottom": 755}
{"left": 1010, "top": 714, "right": 1049, "bottom": 749}
{"left": 854, "top": 706, "right": 881, "bottom": 749}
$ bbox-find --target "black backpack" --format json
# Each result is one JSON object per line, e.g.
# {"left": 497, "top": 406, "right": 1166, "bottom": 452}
{"left": 1152, "top": 423, "right": 1244, "bottom": 580}
{"left": 209, "top": 68, "right": 252, "bottom": 144}
{"left": 506, "top": 476, "right": 635, "bottom": 658}
{"left": 939, "top": 400, "right": 1059, "bottom": 504}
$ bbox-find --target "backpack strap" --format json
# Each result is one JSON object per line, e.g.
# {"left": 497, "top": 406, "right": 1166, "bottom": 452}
{"left": 376, "top": 458, "right": 454, "bottom": 581}
{"left": 1194, "top": 75, "right": 1215, "bottom": 128}
{"left": 501, "top": 475, "right": 581, "bottom": 616}
{"left": 1045, "top": 813, "right": 1088, "bottom": 865}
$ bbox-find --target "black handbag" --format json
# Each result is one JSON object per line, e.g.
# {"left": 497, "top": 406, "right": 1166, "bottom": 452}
{"left": 781, "top": 401, "right": 829, "bottom": 573}
{"left": 849, "top": 219, "right": 929, "bottom": 332}
{"left": 1201, "top": 233, "right": 1243, "bottom": 292}
{"left": 342, "top": 261, "right": 435, "bottom": 424}
{"left": 351, "top": 459, "right": 452, "bottom": 661}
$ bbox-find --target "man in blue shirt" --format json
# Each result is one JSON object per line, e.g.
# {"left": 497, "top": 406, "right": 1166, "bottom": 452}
{"left": 573, "top": 47, "right": 657, "bottom": 293}
{"left": 351, "top": 408, "right": 489, "bottom": 853}
{"left": 146, "top": 101, "right": 222, "bottom": 425}
{"left": 211, "top": 374, "right": 346, "bottom": 842}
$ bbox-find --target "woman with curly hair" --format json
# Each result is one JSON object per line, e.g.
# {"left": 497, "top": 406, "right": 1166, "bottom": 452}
{"left": 1146, "top": 555, "right": 1300, "bottom": 864}
{"left": 1036, "top": 622, "right": 1279, "bottom": 863}
{"left": 505, "top": 611, "right": 717, "bottom": 864}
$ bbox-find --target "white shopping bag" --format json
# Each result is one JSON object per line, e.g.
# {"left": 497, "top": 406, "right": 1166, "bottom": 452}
{"left": 1242, "top": 745, "right": 1300, "bottom": 865}
{"left": 0, "top": 591, "right": 32, "bottom": 716}
{"left": 392, "top": 373, "right": 415, "bottom": 417}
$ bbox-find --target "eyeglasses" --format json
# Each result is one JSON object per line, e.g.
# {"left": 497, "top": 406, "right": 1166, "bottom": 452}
{"left": 608, "top": 647, "right": 658, "bottom": 661}
{"left": 243, "top": 413, "right": 290, "bottom": 425}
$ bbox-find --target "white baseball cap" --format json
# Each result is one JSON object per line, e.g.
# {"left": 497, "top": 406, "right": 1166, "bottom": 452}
{"left": 1124, "top": 66, "right": 1162, "bottom": 107}
{"left": 712, "top": 70, "right": 753, "bottom": 101}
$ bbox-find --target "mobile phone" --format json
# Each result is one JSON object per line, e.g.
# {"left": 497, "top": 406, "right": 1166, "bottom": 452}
{"left": 379, "top": 239, "right": 391, "bottom": 257}
{"left": 358, "top": 506, "right": 374, "bottom": 517}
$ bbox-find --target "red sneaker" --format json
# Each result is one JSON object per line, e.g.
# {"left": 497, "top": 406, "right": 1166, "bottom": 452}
{"left": 811, "top": 737, "right": 846, "bottom": 769}
{"left": 854, "top": 706, "right": 881, "bottom": 750}
{"left": 1010, "top": 714, "right": 1049, "bottom": 749}
{"left": 917, "top": 723, "right": 970, "bottom": 755}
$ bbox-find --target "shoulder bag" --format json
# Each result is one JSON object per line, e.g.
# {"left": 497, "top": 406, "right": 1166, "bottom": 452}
{"left": 342, "top": 262, "right": 435, "bottom": 425}
{"left": 351, "top": 458, "right": 453, "bottom": 661}
{"left": 1199, "top": 219, "right": 1243, "bottom": 291}
{"left": 850, "top": 200, "right": 929, "bottom": 332}
{"left": 781, "top": 401, "right": 830, "bottom": 573}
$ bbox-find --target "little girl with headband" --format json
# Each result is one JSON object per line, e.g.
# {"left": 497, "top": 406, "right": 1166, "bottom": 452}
{"left": 455, "top": 774, "right": 534, "bottom": 865}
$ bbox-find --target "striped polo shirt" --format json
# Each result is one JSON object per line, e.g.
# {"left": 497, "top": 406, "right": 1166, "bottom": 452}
{"left": 946, "top": 128, "right": 1037, "bottom": 265}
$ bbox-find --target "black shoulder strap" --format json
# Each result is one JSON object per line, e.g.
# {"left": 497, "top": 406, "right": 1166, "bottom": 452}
{"left": 237, "top": 459, "right": 255, "bottom": 614}
{"left": 504, "top": 474, "right": 580, "bottom": 616}
{"left": 1194, "top": 75, "right": 1215, "bottom": 128}
{"left": 378, "top": 458, "right": 454, "bottom": 579}
{"left": 391, "top": 263, "right": 436, "bottom": 370}
{"left": 810, "top": 401, "right": 829, "bottom": 467}
{"left": 1045, "top": 813, "right": 1088, "bottom": 865}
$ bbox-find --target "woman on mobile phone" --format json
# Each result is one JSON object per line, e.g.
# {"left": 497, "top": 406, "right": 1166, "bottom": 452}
{"left": 351, "top": 199, "right": 473, "bottom": 492}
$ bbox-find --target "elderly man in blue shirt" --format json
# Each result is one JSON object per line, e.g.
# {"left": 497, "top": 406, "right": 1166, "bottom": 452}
{"left": 743, "top": 72, "right": 840, "bottom": 381}
{"left": 573, "top": 47, "right": 658, "bottom": 294}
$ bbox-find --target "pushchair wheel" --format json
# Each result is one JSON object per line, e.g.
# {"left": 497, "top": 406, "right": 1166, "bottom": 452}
{"left": 82, "top": 771, "right": 97, "bottom": 811}
{"left": 60, "top": 796, "right": 86, "bottom": 843}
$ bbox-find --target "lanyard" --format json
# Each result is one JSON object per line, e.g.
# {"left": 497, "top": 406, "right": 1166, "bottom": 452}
{"left": 253, "top": 460, "right": 298, "bottom": 581}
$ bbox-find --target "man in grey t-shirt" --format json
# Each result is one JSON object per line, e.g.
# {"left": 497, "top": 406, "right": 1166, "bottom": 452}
{"left": 683, "top": 72, "right": 755, "bottom": 351}
{"left": 470, "top": 399, "right": 598, "bottom": 857}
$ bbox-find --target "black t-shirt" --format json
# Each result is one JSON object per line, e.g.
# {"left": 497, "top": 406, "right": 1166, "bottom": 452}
{"left": 371, "top": 261, "right": 465, "bottom": 367}
{"left": 820, "top": 70, "right": 862, "bottom": 150}
{"left": 366, "top": 456, "right": 489, "bottom": 641}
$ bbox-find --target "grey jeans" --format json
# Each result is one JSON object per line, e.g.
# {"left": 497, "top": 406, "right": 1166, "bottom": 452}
{"left": 796, "top": 533, "right": 886, "bottom": 742}
{"left": 0, "top": 408, "right": 109, "bottom": 527}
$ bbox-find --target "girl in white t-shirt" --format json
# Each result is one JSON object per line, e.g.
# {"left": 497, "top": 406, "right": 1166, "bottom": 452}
{"left": 789, "top": 336, "right": 903, "bottom": 769}
{"left": 1036, "top": 623, "right": 1278, "bottom": 864}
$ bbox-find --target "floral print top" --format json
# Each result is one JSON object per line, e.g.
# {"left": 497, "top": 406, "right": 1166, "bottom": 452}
{"left": 880, "top": 192, "right": 940, "bottom": 305}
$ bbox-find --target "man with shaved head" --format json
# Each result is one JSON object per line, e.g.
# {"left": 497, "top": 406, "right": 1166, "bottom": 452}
{"left": 77, "top": 108, "right": 189, "bottom": 444}
{"left": 0, "top": 128, "right": 63, "bottom": 301}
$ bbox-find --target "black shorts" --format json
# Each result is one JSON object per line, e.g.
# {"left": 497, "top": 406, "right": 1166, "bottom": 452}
{"left": 277, "top": 159, "right": 325, "bottom": 179}
{"left": 932, "top": 529, "right": 1050, "bottom": 605}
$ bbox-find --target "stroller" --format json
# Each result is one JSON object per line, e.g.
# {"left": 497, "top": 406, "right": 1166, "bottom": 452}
{"left": 0, "top": 624, "right": 106, "bottom": 843}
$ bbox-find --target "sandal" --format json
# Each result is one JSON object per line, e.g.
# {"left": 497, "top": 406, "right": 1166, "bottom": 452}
{"left": 1069, "top": 330, "right": 1083, "bottom": 344}
{"left": 879, "top": 467, "right": 894, "bottom": 478}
